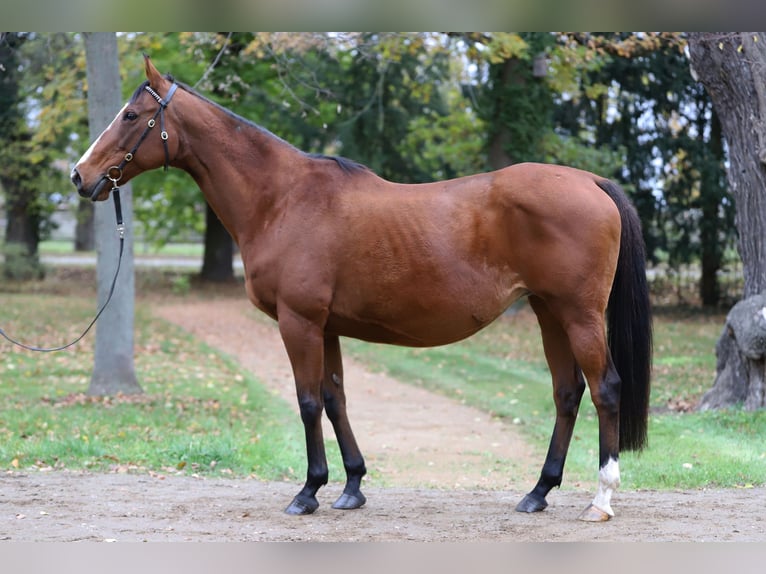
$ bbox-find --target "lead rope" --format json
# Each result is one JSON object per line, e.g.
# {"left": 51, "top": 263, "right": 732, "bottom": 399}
{"left": 0, "top": 188, "right": 125, "bottom": 353}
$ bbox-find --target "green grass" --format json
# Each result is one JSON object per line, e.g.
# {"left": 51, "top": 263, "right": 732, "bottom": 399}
{"left": 343, "top": 305, "right": 766, "bottom": 490}
{"left": 636, "top": 410, "right": 766, "bottom": 488}
{"left": 650, "top": 309, "right": 724, "bottom": 408}
{"left": 0, "top": 294, "right": 307, "bottom": 481}
{"left": 39, "top": 240, "right": 203, "bottom": 257}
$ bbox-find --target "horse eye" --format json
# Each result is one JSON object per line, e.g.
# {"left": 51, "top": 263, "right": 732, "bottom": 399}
{"left": 123, "top": 111, "right": 138, "bottom": 121}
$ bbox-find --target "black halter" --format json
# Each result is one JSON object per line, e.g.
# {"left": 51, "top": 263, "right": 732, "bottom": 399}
{"left": 91, "top": 82, "right": 178, "bottom": 201}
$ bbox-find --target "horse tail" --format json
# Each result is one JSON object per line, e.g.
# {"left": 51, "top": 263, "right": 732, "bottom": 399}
{"left": 597, "top": 179, "right": 653, "bottom": 452}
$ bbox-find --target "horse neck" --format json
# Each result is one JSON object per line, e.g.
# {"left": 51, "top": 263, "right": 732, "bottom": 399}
{"left": 172, "top": 98, "right": 299, "bottom": 244}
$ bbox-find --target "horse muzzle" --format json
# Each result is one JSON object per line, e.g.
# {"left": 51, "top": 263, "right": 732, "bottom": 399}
{"left": 71, "top": 168, "right": 110, "bottom": 202}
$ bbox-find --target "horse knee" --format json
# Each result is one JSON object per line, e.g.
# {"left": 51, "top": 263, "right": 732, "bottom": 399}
{"left": 297, "top": 394, "right": 323, "bottom": 424}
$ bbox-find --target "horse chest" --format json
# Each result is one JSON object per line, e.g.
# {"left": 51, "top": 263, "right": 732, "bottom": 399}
{"left": 243, "top": 263, "right": 279, "bottom": 320}
{"left": 247, "top": 290, "right": 278, "bottom": 320}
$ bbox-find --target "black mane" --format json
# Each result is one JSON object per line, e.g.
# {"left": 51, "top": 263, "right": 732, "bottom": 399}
{"left": 129, "top": 74, "right": 175, "bottom": 103}
{"left": 306, "top": 153, "right": 369, "bottom": 175}
{"left": 129, "top": 80, "right": 150, "bottom": 103}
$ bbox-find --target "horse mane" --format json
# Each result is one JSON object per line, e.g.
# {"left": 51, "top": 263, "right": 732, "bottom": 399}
{"left": 129, "top": 80, "right": 151, "bottom": 103}
{"left": 305, "top": 153, "right": 369, "bottom": 175}
{"left": 135, "top": 78, "right": 371, "bottom": 178}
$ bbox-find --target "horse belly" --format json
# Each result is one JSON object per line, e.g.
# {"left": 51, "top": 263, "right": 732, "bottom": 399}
{"left": 328, "top": 272, "right": 526, "bottom": 347}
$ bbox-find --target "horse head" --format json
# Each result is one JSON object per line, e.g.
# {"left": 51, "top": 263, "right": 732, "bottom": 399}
{"left": 71, "top": 55, "right": 180, "bottom": 201}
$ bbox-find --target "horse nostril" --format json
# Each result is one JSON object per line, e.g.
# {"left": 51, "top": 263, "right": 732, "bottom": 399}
{"left": 71, "top": 168, "right": 82, "bottom": 190}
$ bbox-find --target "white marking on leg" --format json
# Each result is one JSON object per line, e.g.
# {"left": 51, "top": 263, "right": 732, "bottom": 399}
{"left": 591, "top": 457, "right": 620, "bottom": 517}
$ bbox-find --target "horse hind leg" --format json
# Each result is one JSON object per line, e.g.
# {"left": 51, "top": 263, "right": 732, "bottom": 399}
{"left": 565, "top": 315, "right": 622, "bottom": 522}
{"left": 516, "top": 296, "right": 586, "bottom": 514}
{"left": 577, "top": 353, "right": 622, "bottom": 522}
{"left": 322, "top": 334, "right": 367, "bottom": 510}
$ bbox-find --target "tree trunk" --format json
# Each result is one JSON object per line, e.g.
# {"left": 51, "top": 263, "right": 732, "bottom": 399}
{"left": 2, "top": 179, "right": 43, "bottom": 280}
{"left": 698, "top": 109, "right": 726, "bottom": 307}
{"left": 689, "top": 32, "right": 766, "bottom": 408}
{"left": 75, "top": 201, "right": 95, "bottom": 251}
{"left": 0, "top": 33, "right": 42, "bottom": 280}
{"left": 699, "top": 292, "right": 766, "bottom": 410}
{"left": 83, "top": 32, "right": 141, "bottom": 396}
{"left": 487, "top": 58, "right": 520, "bottom": 170}
{"left": 200, "top": 202, "right": 234, "bottom": 282}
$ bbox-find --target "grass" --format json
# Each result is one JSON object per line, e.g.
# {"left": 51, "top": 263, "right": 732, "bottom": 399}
{"left": 39, "top": 239, "right": 203, "bottom": 258}
{"left": 343, "top": 304, "right": 766, "bottom": 490}
{"left": 0, "top": 293, "right": 308, "bottom": 481}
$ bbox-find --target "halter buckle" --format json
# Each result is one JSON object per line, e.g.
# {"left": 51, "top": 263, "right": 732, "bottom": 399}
{"left": 107, "top": 165, "right": 123, "bottom": 184}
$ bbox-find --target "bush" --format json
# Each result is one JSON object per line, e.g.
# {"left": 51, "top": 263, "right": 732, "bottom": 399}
{"left": 2, "top": 242, "right": 45, "bottom": 281}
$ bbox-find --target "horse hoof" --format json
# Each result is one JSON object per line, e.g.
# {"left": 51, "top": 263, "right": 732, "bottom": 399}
{"left": 284, "top": 495, "right": 319, "bottom": 515}
{"left": 577, "top": 503, "right": 612, "bottom": 522}
{"left": 332, "top": 491, "right": 366, "bottom": 510}
{"left": 515, "top": 493, "right": 548, "bottom": 513}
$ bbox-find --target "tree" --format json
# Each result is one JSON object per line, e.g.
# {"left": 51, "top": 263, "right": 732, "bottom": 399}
{"left": 0, "top": 33, "right": 46, "bottom": 280}
{"left": 474, "top": 33, "right": 555, "bottom": 169}
{"left": 461, "top": 32, "right": 624, "bottom": 176}
{"left": 552, "top": 33, "right": 734, "bottom": 306}
{"left": 688, "top": 32, "right": 766, "bottom": 409}
{"left": 332, "top": 33, "right": 454, "bottom": 183}
{"left": 22, "top": 33, "right": 93, "bottom": 252}
{"left": 83, "top": 32, "right": 141, "bottom": 395}
{"left": 200, "top": 203, "right": 235, "bottom": 282}
{"left": 1, "top": 34, "right": 93, "bottom": 253}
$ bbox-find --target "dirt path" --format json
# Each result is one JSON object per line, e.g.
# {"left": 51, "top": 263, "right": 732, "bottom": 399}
{"left": 3, "top": 471, "right": 764, "bottom": 541}
{"left": 3, "top": 295, "right": 765, "bottom": 541}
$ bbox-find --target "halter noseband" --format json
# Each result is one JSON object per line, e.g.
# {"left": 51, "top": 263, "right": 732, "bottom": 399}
{"left": 93, "top": 82, "right": 178, "bottom": 201}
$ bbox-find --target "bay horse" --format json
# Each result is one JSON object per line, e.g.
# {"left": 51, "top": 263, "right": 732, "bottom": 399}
{"left": 71, "top": 56, "right": 652, "bottom": 522}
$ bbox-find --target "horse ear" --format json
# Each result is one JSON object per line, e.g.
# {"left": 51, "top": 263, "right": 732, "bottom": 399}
{"left": 143, "top": 54, "right": 165, "bottom": 88}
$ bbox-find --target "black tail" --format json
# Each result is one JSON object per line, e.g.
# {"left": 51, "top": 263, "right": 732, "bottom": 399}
{"left": 597, "top": 179, "right": 653, "bottom": 452}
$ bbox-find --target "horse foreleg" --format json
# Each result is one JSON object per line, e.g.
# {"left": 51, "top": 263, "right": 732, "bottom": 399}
{"left": 278, "top": 307, "right": 329, "bottom": 515}
{"left": 517, "top": 296, "right": 586, "bottom": 514}
{"left": 322, "top": 335, "right": 367, "bottom": 510}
